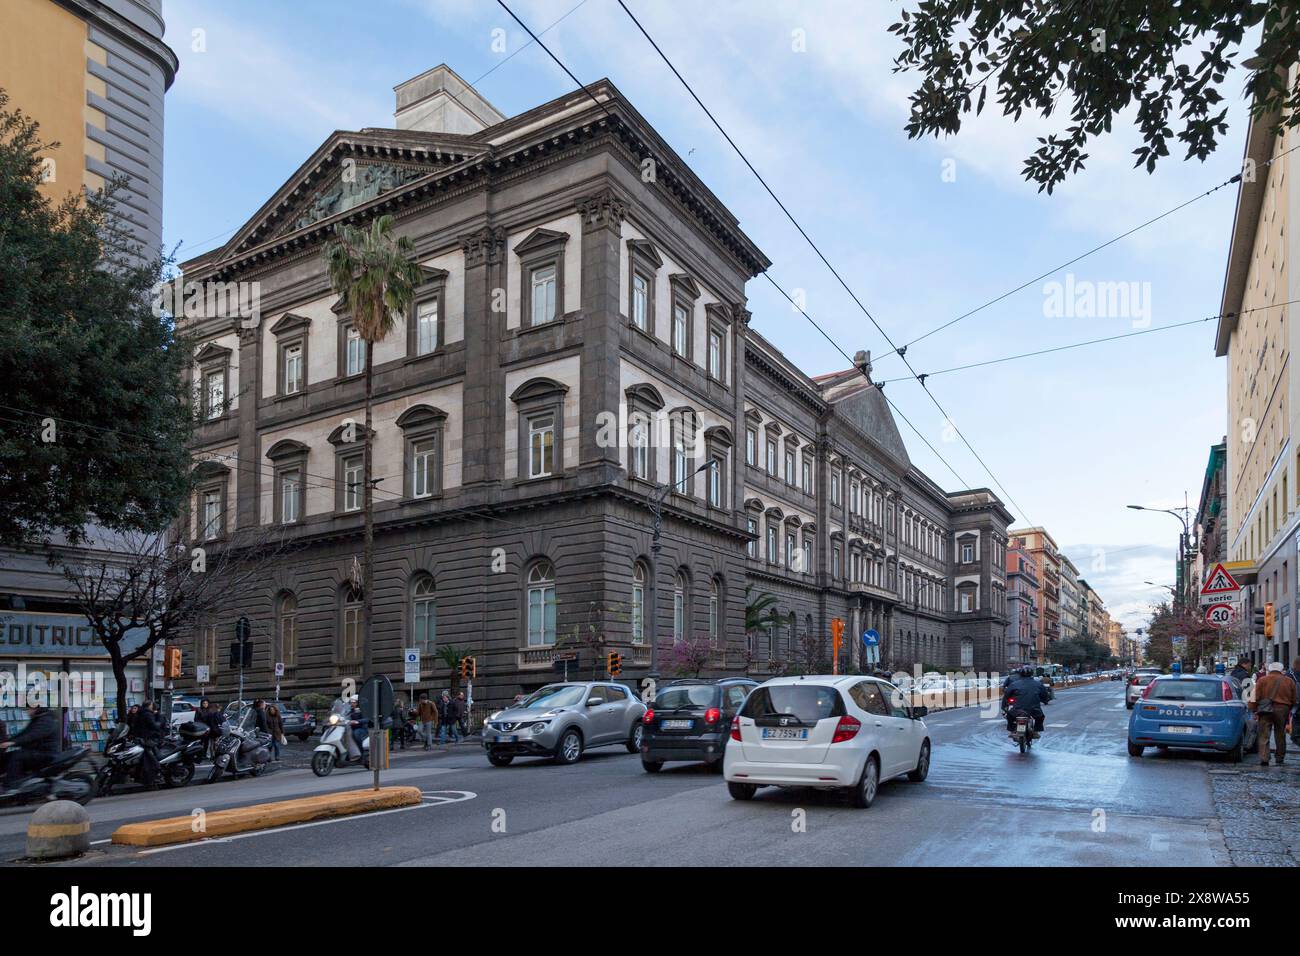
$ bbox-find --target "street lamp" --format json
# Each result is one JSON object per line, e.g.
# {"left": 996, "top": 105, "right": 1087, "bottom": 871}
{"left": 1143, "top": 581, "right": 1177, "bottom": 598}
{"left": 1127, "top": 503, "right": 1193, "bottom": 607}
{"left": 646, "top": 459, "right": 718, "bottom": 685}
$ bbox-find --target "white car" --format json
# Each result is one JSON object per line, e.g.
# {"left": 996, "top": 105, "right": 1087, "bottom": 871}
{"left": 724, "top": 675, "right": 931, "bottom": 808}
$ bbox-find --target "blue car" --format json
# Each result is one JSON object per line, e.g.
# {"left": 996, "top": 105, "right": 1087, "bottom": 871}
{"left": 1127, "top": 673, "right": 1256, "bottom": 762}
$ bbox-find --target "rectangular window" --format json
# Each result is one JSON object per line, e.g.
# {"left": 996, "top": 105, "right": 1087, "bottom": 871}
{"left": 786, "top": 533, "right": 796, "bottom": 569}
{"left": 673, "top": 303, "right": 689, "bottom": 357}
{"left": 767, "top": 526, "right": 778, "bottom": 563}
{"left": 345, "top": 325, "right": 366, "bottom": 376}
{"left": 766, "top": 440, "right": 777, "bottom": 475}
{"left": 832, "top": 547, "right": 841, "bottom": 578}
{"left": 673, "top": 428, "right": 688, "bottom": 487}
{"left": 204, "top": 370, "right": 224, "bottom": 420}
{"left": 960, "top": 591, "right": 974, "bottom": 613}
{"left": 784, "top": 450, "right": 795, "bottom": 485}
{"left": 802, "top": 540, "right": 812, "bottom": 574}
{"left": 632, "top": 273, "right": 649, "bottom": 331}
{"left": 343, "top": 603, "right": 361, "bottom": 660}
{"left": 708, "top": 328, "right": 723, "bottom": 379}
{"left": 747, "top": 518, "right": 758, "bottom": 558}
{"left": 630, "top": 418, "right": 649, "bottom": 479}
{"left": 831, "top": 472, "right": 841, "bottom": 505}
{"left": 961, "top": 543, "right": 974, "bottom": 564}
{"left": 746, "top": 428, "right": 756, "bottom": 466}
{"left": 530, "top": 265, "right": 557, "bottom": 325}
{"left": 343, "top": 455, "right": 363, "bottom": 512}
{"left": 632, "top": 580, "right": 644, "bottom": 644}
{"left": 802, "top": 459, "right": 812, "bottom": 493}
{"left": 527, "top": 583, "right": 557, "bottom": 646}
{"left": 280, "top": 470, "right": 301, "bottom": 524}
{"left": 283, "top": 344, "right": 303, "bottom": 394}
{"left": 412, "top": 438, "right": 437, "bottom": 498}
{"left": 529, "top": 413, "right": 555, "bottom": 478}
{"left": 202, "top": 489, "right": 222, "bottom": 540}
{"left": 708, "top": 457, "right": 723, "bottom": 507}
{"left": 416, "top": 299, "right": 438, "bottom": 355}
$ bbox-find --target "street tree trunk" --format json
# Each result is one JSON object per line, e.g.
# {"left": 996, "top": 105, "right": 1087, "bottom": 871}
{"left": 362, "top": 345, "right": 375, "bottom": 678}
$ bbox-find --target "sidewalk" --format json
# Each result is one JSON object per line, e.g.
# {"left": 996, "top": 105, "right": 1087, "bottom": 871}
{"left": 271, "top": 734, "right": 481, "bottom": 770}
{"left": 1210, "top": 760, "right": 1300, "bottom": 866}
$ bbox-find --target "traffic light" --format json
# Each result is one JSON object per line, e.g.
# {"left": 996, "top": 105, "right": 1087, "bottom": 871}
{"left": 831, "top": 619, "right": 844, "bottom": 643}
{"left": 607, "top": 652, "right": 622, "bottom": 676}
{"left": 164, "top": 646, "right": 182, "bottom": 680}
{"left": 229, "top": 641, "right": 241, "bottom": 669}
{"left": 1253, "top": 606, "right": 1266, "bottom": 638}
{"left": 458, "top": 656, "right": 477, "bottom": 679}
{"left": 235, "top": 616, "right": 251, "bottom": 643}
{"left": 459, "top": 657, "right": 468, "bottom": 679}
{"left": 1265, "top": 603, "right": 1275, "bottom": 639}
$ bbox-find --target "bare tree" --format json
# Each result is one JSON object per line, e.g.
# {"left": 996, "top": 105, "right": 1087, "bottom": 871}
{"left": 51, "top": 527, "right": 298, "bottom": 720}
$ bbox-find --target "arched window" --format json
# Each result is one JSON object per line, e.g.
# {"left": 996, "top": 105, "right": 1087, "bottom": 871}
{"left": 526, "top": 561, "right": 556, "bottom": 647}
{"left": 341, "top": 586, "right": 363, "bottom": 663}
{"left": 708, "top": 578, "right": 720, "bottom": 646}
{"left": 673, "top": 569, "right": 689, "bottom": 641}
{"left": 632, "top": 562, "right": 646, "bottom": 645}
{"left": 411, "top": 575, "right": 437, "bottom": 652}
{"left": 277, "top": 592, "right": 297, "bottom": 667}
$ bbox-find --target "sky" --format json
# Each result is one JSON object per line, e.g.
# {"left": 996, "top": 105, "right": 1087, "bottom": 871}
{"left": 159, "top": 0, "right": 1252, "bottom": 637}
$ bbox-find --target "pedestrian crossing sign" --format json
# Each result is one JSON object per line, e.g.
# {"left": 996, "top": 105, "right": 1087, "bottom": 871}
{"left": 1199, "top": 563, "right": 1240, "bottom": 605}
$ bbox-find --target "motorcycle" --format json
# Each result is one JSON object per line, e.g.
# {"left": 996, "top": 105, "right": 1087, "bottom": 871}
{"left": 207, "top": 709, "right": 272, "bottom": 783}
{"left": 0, "top": 745, "right": 96, "bottom": 806}
{"left": 98, "top": 722, "right": 209, "bottom": 794}
{"left": 312, "top": 703, "right": 370, "bottom": 777}
{"left": 1005, "top": 693, "right": 1046, "bottom": 753}
{"left": 157, "top": 722, "right": 209, "bottom": 788}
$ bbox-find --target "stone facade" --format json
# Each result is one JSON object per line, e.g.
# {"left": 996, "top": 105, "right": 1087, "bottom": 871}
{"left": 174, "top": 68, "right": 1010, "bottom": 712}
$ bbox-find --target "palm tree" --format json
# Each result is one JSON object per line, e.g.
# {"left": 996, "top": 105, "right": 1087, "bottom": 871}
{"left": 324, "top": 215, "right": 422, "bottom": 677}
{"left": 744, "top": 584, "right": 780, "bottom": 633}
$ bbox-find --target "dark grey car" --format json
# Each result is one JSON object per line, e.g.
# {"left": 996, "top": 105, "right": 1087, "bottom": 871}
{"left": 483, "top": 682, "right": 647, "bottom": 766}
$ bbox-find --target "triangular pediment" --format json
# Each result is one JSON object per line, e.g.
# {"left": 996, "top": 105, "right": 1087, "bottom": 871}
{"left": 217, "top": 129, "right": 488, "bottom": 261}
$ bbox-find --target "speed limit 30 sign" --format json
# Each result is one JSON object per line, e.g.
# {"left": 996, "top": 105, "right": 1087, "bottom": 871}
{"left": 1205, "top": 603, "right": 1236, "bottom": 627}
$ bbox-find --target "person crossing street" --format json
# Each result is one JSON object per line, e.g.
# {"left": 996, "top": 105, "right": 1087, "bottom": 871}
{"left": 1250, "top": 661, "right": 1298, "bottom": 766}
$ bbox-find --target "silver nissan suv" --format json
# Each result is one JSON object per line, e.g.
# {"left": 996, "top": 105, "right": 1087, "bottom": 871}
{"left": 483, "top": 682, "right": 646, "bottom": 766}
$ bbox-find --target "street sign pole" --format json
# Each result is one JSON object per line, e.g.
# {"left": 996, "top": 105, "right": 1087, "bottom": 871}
{"left": 371, "top": 678, "right": 380, "bottom": 792}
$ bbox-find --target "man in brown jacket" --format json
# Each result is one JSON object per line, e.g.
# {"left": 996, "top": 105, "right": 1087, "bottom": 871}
{"left": 416, "top": 694, "right": 439, "bottom": 751}
{"left": 1249, "top": 661, "right": 1298, "bottom": 766}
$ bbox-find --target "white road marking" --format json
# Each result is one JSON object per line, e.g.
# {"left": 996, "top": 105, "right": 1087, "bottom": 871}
{"left": 132, "top": 790, "right": 477, "bottom": 856}
{"left": 1046, "top": 723, "right": 1069, "bottom": 728}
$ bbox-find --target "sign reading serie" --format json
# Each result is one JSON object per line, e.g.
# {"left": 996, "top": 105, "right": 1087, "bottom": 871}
{"left": 0, "top": 612, "right": 148, "bottom": 657}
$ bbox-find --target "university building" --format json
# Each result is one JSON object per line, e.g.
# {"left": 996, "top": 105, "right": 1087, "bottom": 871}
{"left": 176, "top": 66, "right": 1010, "bottom": 710}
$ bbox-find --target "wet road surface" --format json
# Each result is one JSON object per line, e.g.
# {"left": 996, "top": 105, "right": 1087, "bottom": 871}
{"left": 2, "top": 680, "right": 1230, "bottom": 866}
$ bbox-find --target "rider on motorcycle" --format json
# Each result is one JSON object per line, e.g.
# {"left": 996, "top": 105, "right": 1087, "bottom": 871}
{"left": 0, "top": 704, "right": 60, "bottom": 794}
{"left": 1002, "top": 665, "right": 1050, "bottom": 734}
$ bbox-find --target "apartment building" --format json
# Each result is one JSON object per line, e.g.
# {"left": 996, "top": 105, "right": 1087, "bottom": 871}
{"left": 1006, "top": 537, "right": 1039, "bottom": 665}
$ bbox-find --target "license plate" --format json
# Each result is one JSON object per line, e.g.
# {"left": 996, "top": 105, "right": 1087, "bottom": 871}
{"left": 494, "top": 735, "right": 517, "bottom": 744}
{"left": 661, "top": 719, "right": 693, "bottom": 730}
{"left": 1161, "top": 726, "right": 1196, "bottom": 734}
{"left": 762, "top": 727, "right": 808, "bottom": 740}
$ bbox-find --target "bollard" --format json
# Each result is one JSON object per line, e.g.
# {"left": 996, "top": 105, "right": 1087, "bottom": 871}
{"left": 27, "top": 800, "right": 91, "bottom": 860}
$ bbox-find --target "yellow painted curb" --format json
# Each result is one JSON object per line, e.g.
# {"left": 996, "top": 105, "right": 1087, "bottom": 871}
{"left": 111, "top": 786, "right": 422, "bottom": 848}
{"left": 28, "top": 821, "right": 91, "bottom": 838}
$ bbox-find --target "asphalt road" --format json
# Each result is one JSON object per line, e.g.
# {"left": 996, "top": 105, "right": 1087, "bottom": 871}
{"left": 2, "top": 681, "right": 1231, "bottom": 867}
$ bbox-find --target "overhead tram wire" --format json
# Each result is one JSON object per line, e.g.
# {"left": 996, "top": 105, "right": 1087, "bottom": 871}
{"left": 894, "top": 140, "right": 1300, "bottom": 354}
{"left": 492, "top": 0, "right": 979, "bottom": 497}
{"left": 607, "top": 0, "right": 1033, "bottom": 521}
{"left": 872, "top": 297, "right": 1300, "bottom": 384}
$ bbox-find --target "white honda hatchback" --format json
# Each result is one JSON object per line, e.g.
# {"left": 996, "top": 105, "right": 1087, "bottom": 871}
{"left": 723, "top": 675, "right": 931, "bottom": 808}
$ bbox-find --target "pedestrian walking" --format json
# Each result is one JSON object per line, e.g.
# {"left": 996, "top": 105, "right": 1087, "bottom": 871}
{"left": 1250, "top": 661, "right": 1299, "bottom": 766}
{"left": 1230, "top": 658, "right": 1251, "bottom": 686}
{"left": 200, "top": 700, "right": 223, "bottom": 759}
{"left": 390, "top": 699, "right": 408, "bottom": 751}
{"left": 266, "top": 704, "right": 285, "bottom": 762}
{"left": 437, "top": 690, "right": 459, "bottom": 744}
{"left": 417, "top": 694, "right": 439, "bottom": 750}
{"left": 251, "top": 698, "right": 269, "bottom": 734}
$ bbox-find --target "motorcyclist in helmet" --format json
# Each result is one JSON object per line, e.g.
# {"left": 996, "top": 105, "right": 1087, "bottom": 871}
{"left": 1002, "top": 665, "right": 1050, "bottom": 734}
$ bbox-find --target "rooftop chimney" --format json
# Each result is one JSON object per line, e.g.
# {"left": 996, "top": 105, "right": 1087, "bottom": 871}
{"left": 393, "top": 64, "right": 506, "bottom": 135}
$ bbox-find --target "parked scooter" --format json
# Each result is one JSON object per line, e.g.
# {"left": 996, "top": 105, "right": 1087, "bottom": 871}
{"left": 207, "top": 708, "right": 272, "bottom": 783}
{"left": 95, "top": 724, "right": 144, "bottom": 796}
{"left": 0, "top": 746, "right": 96, "bottom": 806}
{"left": 312, "top": 702, "right": 370, "bottom": 777}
